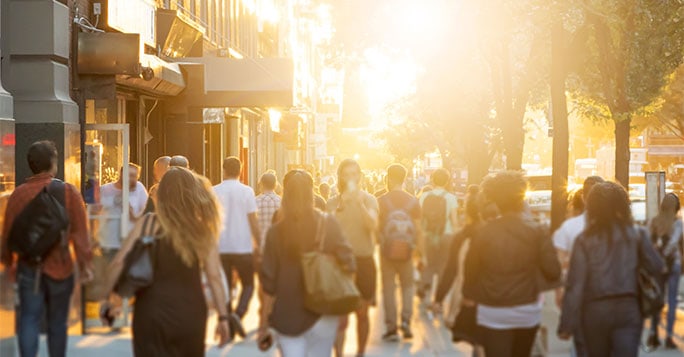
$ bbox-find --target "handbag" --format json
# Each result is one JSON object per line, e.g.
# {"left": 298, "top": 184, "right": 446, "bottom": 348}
{"left": 114, "top": 214, "right": 158, "bottom": 298}
{"left": 301, "top": 213, "right": 361, "bottom": 315}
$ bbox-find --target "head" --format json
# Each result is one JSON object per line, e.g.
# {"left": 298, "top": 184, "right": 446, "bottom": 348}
{"left": 281, "top": 170, "right": 315, "bottom": 222}
{"left": 153, "top": 156, "right": 171, "bottom": 183}
{"left": 119, "top": 163, "right": 141, "bottom": 190}
{"left": 386, "top": 163, "right": 407, "bottom": 190}
{"left": 319, "top": 182, "right": 330, "bottom": 200}
{"left": 582, "top": 176, "right": 605, "bottom": 202}
{"left": 570, "top": 188, "right": 585, "bottom": 216}
{"left": 223, "top": 156, "right": 242, "bottom": 179}
{"left": 260, "top": 172, "right": 277, "bottom": 192}
{"left": 465, "top": 184, "right": 481, "bottom": 224}
{"left": 169, "top": 155, "right": 189, "bottom": 169}
{"left": 481, "top": 171, "right": 527, "bottom": 213}
{"left": 27, "top": 140, "right": 58, "bottom": 176}
{"left": 337, "top": 159, "right": 361, "bottom": 193}
{"left": 652, "top": 193, "right": 681, "bottom": 237}
{"left": 156, "top": 167, "right": 222, "bottom": 267}
{"left": 431, "top": 168, "right": 450, "bottom": 188}
{"left": 585, "top": 182, "right": 633, "bottom": 235}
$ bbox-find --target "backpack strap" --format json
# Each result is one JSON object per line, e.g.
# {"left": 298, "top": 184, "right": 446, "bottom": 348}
{"left": 46, "top": 179, "right": 67, "bottom": 208}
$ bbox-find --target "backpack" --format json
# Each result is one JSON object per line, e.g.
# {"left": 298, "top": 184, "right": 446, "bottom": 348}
{"left": 381, "top": 197, "right": 416, "bottom": 261}
{"left": 8, "top": 180, "right": 69, "bottom": 264}
{"left": 422, "top": 191, "right": 448, "bottom": 243}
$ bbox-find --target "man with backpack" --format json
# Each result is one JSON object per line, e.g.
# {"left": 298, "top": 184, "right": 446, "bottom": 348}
{"left": 418, "top": 168, "right": 458, "bottom": 300}
{"left": 377, "top": 164, "right": 422, "bottom": 341}
{"left": 1, "top": 141, "right": 93, "bottom": 357}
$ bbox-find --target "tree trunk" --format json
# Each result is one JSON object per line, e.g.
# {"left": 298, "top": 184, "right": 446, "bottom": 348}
{"left": 550, "top": 22, "right": 569, "bottom": 232}
{"left": 614, "top": 117, "right": 631, "bottom": 187}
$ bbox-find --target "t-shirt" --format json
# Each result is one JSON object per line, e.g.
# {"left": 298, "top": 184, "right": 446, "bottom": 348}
{"left": 327, "top": 191, "right": 379, "bottom": 257}
{"left": 99, "top": 181, "right": 149, "bottom": 249}
{"left": 477, "top": 296, "right": 544, "bottom": 329}
{"left": 255, "top": 191, "right": 281, "bottom": 250}
{"left": 377, "top": 190, "right": 421, "bottom": 242}
{"left": 553, "top": 213, "right": 586, "bottom": 253}
{"left": 419, "top": 187, "right": 459, "bottom": 235}
{"left": 214, "top": 179, "right": 258, "bottom": 254}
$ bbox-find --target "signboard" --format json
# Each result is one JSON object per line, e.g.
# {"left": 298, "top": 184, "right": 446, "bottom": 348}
{"left": 108, "top": 0, "right": 156, "bottom": 46}
{"left": 645, "top": 171, "right": 666, "bottom": 222}
{"left": 203, "top": 108, "right": 225, "bottom": 124}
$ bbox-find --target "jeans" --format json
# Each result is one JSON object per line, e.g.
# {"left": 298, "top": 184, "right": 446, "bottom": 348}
{"left": 16, "top": 263, "right": 75, "bottom": 357}
{"left": 380, "top": 256, "right": 414, "bottom": 331}
{"left": 277, "top": 316, "right": 339, "bottom": 357}
{"left": 651, "top": 262, "right": 681, "bottom": 338}
{"left": 582, "top": 297, "right": 642, "bottom": 357}
{"left": 220, "top": 253, "right": 254, "bottom": 318}
{"left": 479, "top": 325, "right": 538, "bottom": 357}
{"left": 420, "top": 236, "right": 450, "bottom": 295}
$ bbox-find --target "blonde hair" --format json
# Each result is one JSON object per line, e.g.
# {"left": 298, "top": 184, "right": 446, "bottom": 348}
{"left": 156, "top": 167, "right": 222, "bottom": 267}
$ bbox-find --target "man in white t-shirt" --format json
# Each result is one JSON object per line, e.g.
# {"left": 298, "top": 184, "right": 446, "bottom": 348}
{"left": 214, "top": 157, "right": 261, "bottom": 339}
{"left": 552, "top": 175, "right": 603, "bottom": 357}
{"left": 99, "top": 163, "right": 148, "bottom": 257}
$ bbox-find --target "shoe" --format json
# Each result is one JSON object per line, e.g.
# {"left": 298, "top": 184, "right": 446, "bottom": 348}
{"left": 665, "top": 336, "right": 677, "bottom": 349}
{"left": 401, "top": 324, "right": 413, "bottom": 339}
{"left": 647, "top": 334, "right": 661, "bottom": 349}
{"left": 382, "top": 330, "right": 399, "bottom": 342}
{"left": 229, "top": 313, "right": 247, "bottom": 338}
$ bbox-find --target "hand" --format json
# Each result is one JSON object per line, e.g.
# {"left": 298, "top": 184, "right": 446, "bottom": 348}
{"left": 257, "top": 327, "right": 273, "bottom": 352}
{"left": 215, "top": 320, "right": 231, "bottom": 347}
{"left": 554, "top": 288, "right": 564, "bottom": 309}
{"left": 558, "top": 332, "right": 572, "bottom": 341}
{"left": 462, "top": 298, "right": 476, "bottom": 307}
{"left": 80, "top": 267, "right": 94, "bottom": 284}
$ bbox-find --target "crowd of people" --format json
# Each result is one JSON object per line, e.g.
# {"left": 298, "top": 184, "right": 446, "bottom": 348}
{"left": 1, "top": 140, "right": 682, "bottom": 357}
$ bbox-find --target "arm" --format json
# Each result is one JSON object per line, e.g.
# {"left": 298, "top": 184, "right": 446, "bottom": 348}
{"left": 413, "top": 218, "right": 424, "bottom": 261}
{"left": 324, "top": 215, "right": 356, "bottom": 273}
{"left": 558, "top": 241, "right": 588, "bottom": 336}
{"left": 359, "top": 194, "right": 379, "bottom": 232}
{"left": 203, "top": 245, "right": 229, "bottom": 318}
{"left": 639, "top": 227, "right": 666, "bottom": 275}
{"left": 435, "top": 229, "right": 467, "bottom": 303}
{"left": 539, "top": 229, "right": 562, "bottom": 282}
{"left": 1, "top": 193, "right": 17, "bottom": 267}
{"left": 663, "top": 220, "right": 683, "bottom": 258}
{"left": 66, "top": 185, "right": 94, "bottom": 277}
{"left": 248, "top": 212, "right": 262, "bottom": 250}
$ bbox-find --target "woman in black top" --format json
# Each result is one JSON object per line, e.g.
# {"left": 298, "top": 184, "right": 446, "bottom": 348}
{"left": 259, "top": 170, "right": 355, "bottom": 357}
{"left": 105, "top": 167, "right": 231, "bottom": 356}
{"left": 558, "top": 182, "right": 664, "bottom": 357}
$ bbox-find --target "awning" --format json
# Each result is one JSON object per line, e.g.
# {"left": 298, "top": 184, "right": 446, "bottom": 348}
{"left": 177, "top": 57, "right": 293, "bottom": 107}
{"left": 648, "top": 146, "right": 684, "bottom": 156}
{"left": 116, "top": 54, "right": 185, "bottom": 96}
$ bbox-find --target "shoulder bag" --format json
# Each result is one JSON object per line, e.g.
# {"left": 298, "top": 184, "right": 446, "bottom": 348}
{"left": 114, "top": 214, "right": 159, "bottom": 298}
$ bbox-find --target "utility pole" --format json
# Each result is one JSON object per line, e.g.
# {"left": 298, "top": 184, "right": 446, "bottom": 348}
{"left": 550, "top": 21, "right": 569, "bottom": 232}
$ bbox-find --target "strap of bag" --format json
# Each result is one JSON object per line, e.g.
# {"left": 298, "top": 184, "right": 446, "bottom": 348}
{"left": 316, "top": 213, "right": 327, "bottom": 251}
{"left": 46, "top": 179, "right": 67, "bottom": 207}
{"left": 139, "top": 213, "right": 159, "bottom": 240}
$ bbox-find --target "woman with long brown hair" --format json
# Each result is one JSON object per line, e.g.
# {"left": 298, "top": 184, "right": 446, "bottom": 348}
{"left": 104, "top": 167, "right": 231, "bottom": 355}
{"left": 258, "top": 170, "right": 355, "bottom": 357}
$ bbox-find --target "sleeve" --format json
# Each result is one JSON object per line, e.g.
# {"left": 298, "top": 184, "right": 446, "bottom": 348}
{"left": 663, "top": 220, "right": 683, "bottom": 258}
{"left": 435, "top": 229, "right": 467, "bottom": 303}
{"left": 1, "top": 192, "right": 18, "bottom": 267}
{"left": 259, "top": 227, "right": 279, "bottom": 296}
{"left": 324, "top": 215, "right": 356, "bottom": 273}
{"left": 558, "top": 239, "right": 588, "bottom": 335}
{"left": 66, "top": 184, "right": 93, "bottom": 266}
{"left": 246, "top": 188, "right": 258, "bottom": 214}
{"left": 132, "top": 183, "right": 148, "bottom": 216}
{"left": 639, "top": 227, "right": 665, "bottom": 276}
{"left": 552, "top": 223, "right": 569, "bottom": 251}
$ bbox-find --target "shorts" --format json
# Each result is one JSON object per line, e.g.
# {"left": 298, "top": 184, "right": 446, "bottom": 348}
{"left": 354, "top": 256, "right": 377, "bottom": 303}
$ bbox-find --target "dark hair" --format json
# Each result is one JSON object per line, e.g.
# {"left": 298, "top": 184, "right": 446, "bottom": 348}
{"left": 652, "top": 193, "right": 680, "bottom": 238}
{"left": 585, "top": 182, "right": 633, "bottom": 236}
{"left": 27, "top": 140, "right": 58, "bottom": 174}
{"left": 431, "top": 168, "right": 450, "bottom": 187}
{"left": 386, "top": 164, "right": 407, "bottom": 187}
{"left": 223, "top": 156, "right": 242, "bottom": 177}
{"left": 170, "top": 155, "right": 189, "bottom": 168}
{"left": 571, "top": 188, "right": 584, "bottom": 213}
{"left": 281, "top": 170, "right": 316, "bottom": 259}
{"left": 583, "top": 176, "right": 604, "bottom": 200}
{"left": 481, "top": 171, "right": 527, "bottom": 213}
{"left": 120, "top": 163, "right": 141, "bottom": 180}
{"left": 260, "top": 172, "right": 277, "bottom": 191}
{"left": 465, "top": 184, "right": 481, "bottom": 224}
{"left": 336, "top": 158, "right": 360, "bottom": 192}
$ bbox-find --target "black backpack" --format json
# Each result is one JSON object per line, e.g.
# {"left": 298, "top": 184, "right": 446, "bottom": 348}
{"left": 8, "top": 180, "right": 69, "bottom": 264}
{"left": 422, "top": 191, "right": 448, "bottom": 240}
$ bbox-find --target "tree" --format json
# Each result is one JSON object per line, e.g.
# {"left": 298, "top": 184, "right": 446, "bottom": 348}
{"left": 572, "top": 1, "right": 684, "bottom": 186}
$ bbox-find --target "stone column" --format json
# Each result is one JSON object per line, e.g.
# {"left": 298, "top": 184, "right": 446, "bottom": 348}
{"left": 6, "top": 0, "right": 78, "bottom": 182}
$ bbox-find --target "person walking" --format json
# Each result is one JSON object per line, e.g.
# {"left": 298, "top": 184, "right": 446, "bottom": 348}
{"left": 143, "top": 156, "right": 171, "bottom": 213}
{"left": 258, "top": 170, "right": 355, "bottom": 357}
{"left": 418, "top": 168, "right": 458, "bottom": 300}
{"left": 327, "top": 159, "right": 379, "bottom": 357}
{"left": 104, "top": 167, "right": 231, "bottom": 356}
{"left": 256, "top": 172, "right": 282, "bottom": 251}
{"left": 552, "top": 176, "right": 603, "bottom": 356}
{"left": 377, "top": 164, "right": 422, "bottom": 341}
{"left": 213, "top": 156, "right": 261, "bottom": 338}
{"left": 558, "top": 182, "right": 665, "bottom": 357}
{"left": 464, "top": 171, "right": 561, "bottom": 357}
{"left": 647, "top": 193, "right": 683, "bottom": 350}
{"left": 1, "top": 140, "right": 93, "bottom": 357}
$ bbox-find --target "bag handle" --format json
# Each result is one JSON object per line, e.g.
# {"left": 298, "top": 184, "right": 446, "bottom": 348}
{"left": 316, "top": 213, "right": 327, "bottom": 251}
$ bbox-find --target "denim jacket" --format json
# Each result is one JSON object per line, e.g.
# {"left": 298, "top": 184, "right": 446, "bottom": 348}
{"left": 558, "top": 225, "right": 664, "bottom": 334}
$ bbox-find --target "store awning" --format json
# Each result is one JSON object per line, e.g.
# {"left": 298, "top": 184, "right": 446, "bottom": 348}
{"left": 116, "top": 54, "right": 185, "bottom": 96}
{"left": 178, "top": 57, "right": 293, "bottom": 107}
{"left": 648, "top": 146, "right": 684, "bottom": 156}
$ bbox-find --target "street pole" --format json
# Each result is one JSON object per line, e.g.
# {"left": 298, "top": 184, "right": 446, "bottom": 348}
{"left": 550, "top": 21, "right": 569, "bottom": 232}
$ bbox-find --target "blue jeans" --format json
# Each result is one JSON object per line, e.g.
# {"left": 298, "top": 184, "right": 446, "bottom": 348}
{"left": 16, "top": 263, "right": 75, "bottom": 357}
{"left": 651, "top": 262, "right": 681, "bottom": 338}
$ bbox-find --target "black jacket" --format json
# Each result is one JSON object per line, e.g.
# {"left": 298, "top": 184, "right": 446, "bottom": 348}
{"left": 463, "top": 212, "right": 561, "bottom": 307}
{"left": 558, "top": 225, "right": 664, "bottom": 334}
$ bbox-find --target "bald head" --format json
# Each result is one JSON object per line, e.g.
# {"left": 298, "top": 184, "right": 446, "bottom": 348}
{"left": 153, "top": 156, "right": 172, "bottom": 183}
{"left": 170, "top": 155, "right": 189, "bottom": 169}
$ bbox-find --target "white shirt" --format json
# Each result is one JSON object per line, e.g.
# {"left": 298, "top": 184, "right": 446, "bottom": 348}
{"left": 99, "top": 181, "right": 149, "bottom": 249}
{"left": 477, "top": 297, "right": 544, "bottom": 329}
{"left": 553, "top": 213, "right": 586, "bottom": 253}
{"left": 214, "top": 179, "right": 258, "bottom": 254}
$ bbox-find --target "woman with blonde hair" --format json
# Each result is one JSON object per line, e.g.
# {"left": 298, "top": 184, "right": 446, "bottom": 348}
{"left": 104, "top": 167, "right": 231, "bottom": 355}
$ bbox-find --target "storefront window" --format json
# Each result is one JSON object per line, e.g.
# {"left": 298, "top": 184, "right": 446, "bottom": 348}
{"left": 0, "top": 119, "right": 15, "bottom": 354}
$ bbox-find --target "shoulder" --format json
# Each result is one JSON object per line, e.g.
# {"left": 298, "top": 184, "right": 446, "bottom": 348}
{"left": 242, "top": 184, "right": 256, "bottom": 196}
